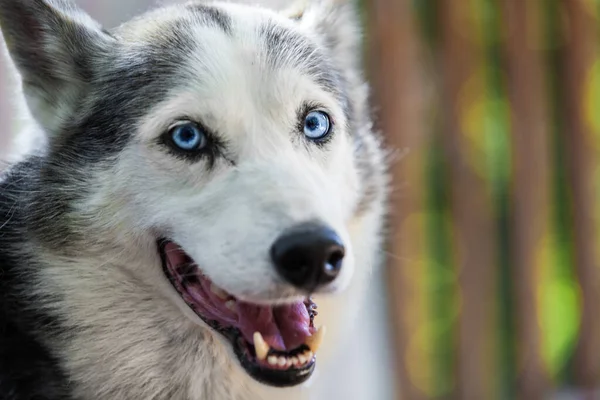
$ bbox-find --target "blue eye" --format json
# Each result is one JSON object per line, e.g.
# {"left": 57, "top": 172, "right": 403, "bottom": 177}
{"left": 303, "top": 111, "right": 332, "bottom": 140}
{"left": 169, "top": 122, "right": 207, "bottom": 151}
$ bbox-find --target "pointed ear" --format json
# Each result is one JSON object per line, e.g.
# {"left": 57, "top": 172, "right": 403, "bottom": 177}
{"left": 0, "top": 0, "right": 113, "bottom": 132}
{"left": 283, "top": 0, "right": 362, "bottom": 69}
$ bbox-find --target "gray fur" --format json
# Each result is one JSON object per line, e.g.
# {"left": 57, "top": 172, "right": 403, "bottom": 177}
{"left": 0, "top": 0, "right": 388, "bottom": 399}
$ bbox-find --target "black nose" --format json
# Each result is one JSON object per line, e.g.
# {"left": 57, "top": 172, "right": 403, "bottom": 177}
{"left": 270, "top": 223, "right": 345, "bottom": 291}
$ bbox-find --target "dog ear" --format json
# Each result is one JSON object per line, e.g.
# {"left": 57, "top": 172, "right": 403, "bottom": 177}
{"left": 283, "top": 0, "right": 362, "bottom": 69}
{"left": 0, "top": 0, "right": 113, "bottom": 133}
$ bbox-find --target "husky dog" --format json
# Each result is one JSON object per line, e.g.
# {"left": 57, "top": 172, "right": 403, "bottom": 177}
{"left": 0, "top": 0, "right": 387, "bottom": 398}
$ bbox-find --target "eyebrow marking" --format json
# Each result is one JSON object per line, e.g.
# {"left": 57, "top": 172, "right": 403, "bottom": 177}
{"left": 186, "top": 4, "right": 232, "bottom": 34}
{"left": 259, "top": 22, "right": 350, "bottom": 116}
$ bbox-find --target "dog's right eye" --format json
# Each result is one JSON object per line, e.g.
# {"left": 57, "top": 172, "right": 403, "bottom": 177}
{"left": 168, "top": 122, "right": 208, "bottom": 152}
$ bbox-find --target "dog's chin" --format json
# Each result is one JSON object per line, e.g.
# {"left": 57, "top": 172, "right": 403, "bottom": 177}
{"left": 158, "top": 239, "right": 323, "bottom": 388}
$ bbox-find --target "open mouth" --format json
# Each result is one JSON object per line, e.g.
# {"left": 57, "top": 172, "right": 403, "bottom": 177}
{"left": 158, "top": 239, "right": 324, "bottom": 387}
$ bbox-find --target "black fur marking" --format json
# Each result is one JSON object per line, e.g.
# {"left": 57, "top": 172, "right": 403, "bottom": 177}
{"left": 0, "top": 159, "right": 73, "bottom": 400}
{"left": 26, "top": 33, "right": 198, "bottom": 248}
{"left": 0, "top": 320, "right": 72, "bottom": 400}
{"left": 0, "top": 0, "right": 111, "bottom": 102}
{"left": 187, "top": 4, "right": 232, "bottom": 33}
{"left": 259, "top": 22, "right": 351, "bottom": 122}
{"left": 50, "top": 23, "right": 196, "bottom": 161}
{"left": 260, "top": 22, "right": 313, "bottom": 60}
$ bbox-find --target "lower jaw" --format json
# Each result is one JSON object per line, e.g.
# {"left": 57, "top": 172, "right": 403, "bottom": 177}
{"left": 158, "top": 240, "right": 317, "bottom": 387}
{"left": 199, "top": 320, "right": 317, "bottom": 387}
{"left": 233, "top": 334, "right": 316, "bottom": 387}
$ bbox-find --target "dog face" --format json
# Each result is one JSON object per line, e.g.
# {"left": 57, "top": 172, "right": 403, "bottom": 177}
{"left": 117, "top": 2, "right": 360, "bottom": 301}
{"left": 0, "top": 0, "right": 387, "bottom": 391}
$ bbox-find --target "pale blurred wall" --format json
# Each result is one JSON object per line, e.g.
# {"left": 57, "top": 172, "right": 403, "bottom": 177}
{"left": 0, "top": 1, "right": 396, "bottom": 399}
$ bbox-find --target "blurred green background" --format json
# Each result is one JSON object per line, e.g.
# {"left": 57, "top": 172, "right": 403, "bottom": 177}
{"left": 365, "top": 0, "right": 600, "bottom": 398}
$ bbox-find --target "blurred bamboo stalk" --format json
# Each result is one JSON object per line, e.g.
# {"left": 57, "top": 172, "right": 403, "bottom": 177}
{"left": 503, "top": 1, "right": 551, "bottom": 398}
{"left": 438, "top": 1, "right": 498, "bottom": 398}
{"left": 366, "top": 0, "right": 429, "bottom": 399}
{"left": 561, "top": 0, "right": 600, "bottom": 392}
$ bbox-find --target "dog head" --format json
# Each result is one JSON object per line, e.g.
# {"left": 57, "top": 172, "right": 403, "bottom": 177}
{"left": 0, "top": 0, "right": 387, "bottom": 389}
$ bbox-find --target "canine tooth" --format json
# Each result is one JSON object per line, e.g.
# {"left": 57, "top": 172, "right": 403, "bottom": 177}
{"left": 278, "top": 357, "right": 287, "bottom": 367}
{"left": 291, "top": 357, "right": 299, "bottom": 366}
{"left": 253, "top": 332, "right": 269, "bottom": 361}
{"left": 210, "top": 284, "right": 229, "bottom": 300}
{"left": 306, "top": 351, "right": 314, "bottom": 361}
{"left": 306, "top": 325, "right": 326, "bottom": 353}
{"left": 286, "top": 359, "right": 293, "bottom": 368}
{"left": 298, "top": 354, "right": 307, "bottom": 364}
{"left": 225, "top": 300, "right": 236, "bottom": 311}
{"left": 268, "top": 356, "right": 278, "bottom": 365}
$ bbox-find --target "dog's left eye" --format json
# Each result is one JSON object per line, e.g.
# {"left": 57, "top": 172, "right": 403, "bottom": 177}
{"left": 169, "top": 122, "right": 207, "bottom": 151}
{"left": 303, "top": 111, "right": 332, "bottom": 141}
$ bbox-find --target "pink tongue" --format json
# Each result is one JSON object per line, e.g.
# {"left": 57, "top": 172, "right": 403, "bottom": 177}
{"left": 164, "top": 242, "right": 313, "bottom": 351}
{"left": 237, "top": 301, "right": 312, "bottom": 351}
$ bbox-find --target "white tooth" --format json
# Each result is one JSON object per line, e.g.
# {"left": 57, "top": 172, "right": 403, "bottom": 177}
{"left": 291, "top": 357, "right": 299, "bottom": 366}
{"left": 225, "top": 300, "right": 236, "bottom": 311}
{"left": 268, "top": 356, "right": 278, "bottom": 365}
{"left": 286, "top": 359, "right": 293, "bottom": 368}
{"left": 306, "top": 325, "right": 326, "bottom": 353}
{"left": 210, "top": 284, "right": 229, "bottom": 300}
{"left": 278, "top": 357, "right": 287, "bottom": 367}
{"left": 306, "top": 351, "right": 314, "bottom": 361}
{"left": 298, "top": 354, "right": 307, "bottom": 364}
{"left": 253, "top": 332, "right": 269, "bottom": 361}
